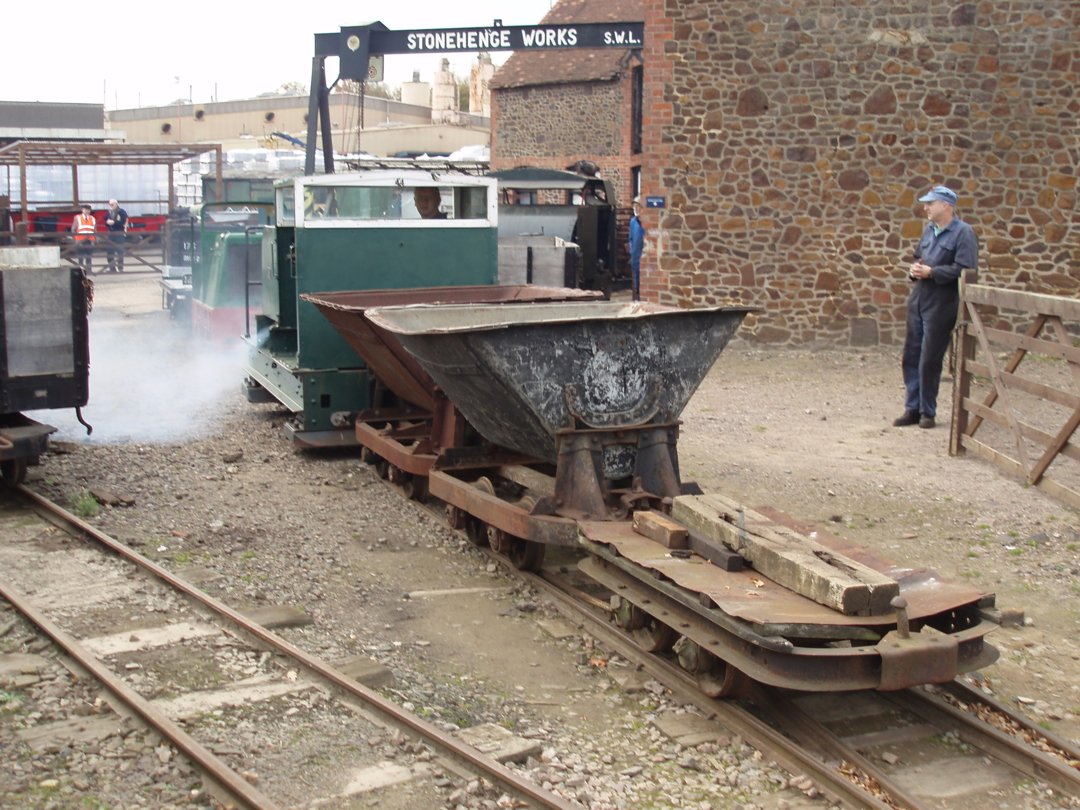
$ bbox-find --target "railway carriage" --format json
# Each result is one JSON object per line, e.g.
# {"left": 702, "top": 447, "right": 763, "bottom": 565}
{"left": 163, "top": 201, "right": 275, "bottom": 341}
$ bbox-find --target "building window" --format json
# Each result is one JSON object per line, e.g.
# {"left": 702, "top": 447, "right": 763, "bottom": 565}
{"left": 161, "top": 122, "right": 172, "bottom": 134}
{"left": 631, "top": 166, "right": 642, "bottom": 200}
{"left": 631, "top": 65, "right": 643, "bottom": 155}
{"left": 194, "top": 110, "right": 205, "bottom": 121}
{"left": 265, "top": 112, "right": 276, "bottom": 123}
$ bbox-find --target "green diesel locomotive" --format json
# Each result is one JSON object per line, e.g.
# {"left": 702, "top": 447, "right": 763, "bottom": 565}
{"left": 242, "top": 169, "right": 498, "bottom": 445}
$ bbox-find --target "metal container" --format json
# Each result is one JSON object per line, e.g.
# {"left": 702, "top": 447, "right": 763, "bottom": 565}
{"left": 365, "top": 302, "right": 754, "bottom": 463}
{"left": 302, "top": 285, "right": 602, "bottom": 412}
{"left": 0, "top": 264, "right": 90, "bottom": 413}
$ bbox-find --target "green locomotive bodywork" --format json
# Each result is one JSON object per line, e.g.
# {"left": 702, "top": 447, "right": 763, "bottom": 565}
{"left": 244, "top": 170, "right": 498, "bottom": 444}
{"left": 190, "top": 203, "right": 274, "bottom": 340}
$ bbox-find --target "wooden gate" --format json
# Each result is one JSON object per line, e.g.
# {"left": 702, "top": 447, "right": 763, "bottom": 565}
{"left": 950, "top": 280, "right": 1080, "bottom": 508}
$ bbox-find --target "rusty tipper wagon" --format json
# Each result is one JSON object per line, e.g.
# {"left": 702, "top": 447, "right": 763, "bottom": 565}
{"left": 317, "top": 299, "right": 1003, "bottom": 696}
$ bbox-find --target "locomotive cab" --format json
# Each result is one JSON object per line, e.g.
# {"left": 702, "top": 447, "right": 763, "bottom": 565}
{"left": 243, "top": 169, "right": 499, "bottom": 445}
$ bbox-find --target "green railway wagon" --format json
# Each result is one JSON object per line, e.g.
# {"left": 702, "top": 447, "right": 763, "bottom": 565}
{"left": 243, "top": 169, "right": 498, "bottom": 445}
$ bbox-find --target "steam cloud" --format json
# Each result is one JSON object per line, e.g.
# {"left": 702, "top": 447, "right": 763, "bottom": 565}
{"left": 27, "top": 277, "right": 252, "bottom": 444}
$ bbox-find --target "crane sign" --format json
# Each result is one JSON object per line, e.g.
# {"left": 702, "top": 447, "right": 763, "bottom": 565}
{"left": 305, "top": 20, "right": 645, "bottom": 174}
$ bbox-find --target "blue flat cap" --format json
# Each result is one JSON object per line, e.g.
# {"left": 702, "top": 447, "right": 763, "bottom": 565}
{"left": 918, "top": 185, "right": 958, "bottom": 205}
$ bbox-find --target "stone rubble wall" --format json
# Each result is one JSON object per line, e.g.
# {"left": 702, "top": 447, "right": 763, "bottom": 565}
{"left": 640, "top": 0, "right": 1078, "bottom": 345}
{"left": 492, "top": 77, "right": 644, "bottom": 277}
{"left": 494, "top": 81, "right": 623, "bottom": 158}
{"left": 492, "top": 79, "right": 638, "bottom": 216}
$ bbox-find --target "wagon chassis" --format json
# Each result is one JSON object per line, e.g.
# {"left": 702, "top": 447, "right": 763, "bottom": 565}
{"left": 350, "top": 407, "right": 1000, "bottom": 694}
{"left": 303, "top": 294, "right": 1006, "bottom": 696}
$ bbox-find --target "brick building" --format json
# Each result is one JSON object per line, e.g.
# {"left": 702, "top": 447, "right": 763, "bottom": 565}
{"left": 490, "top": 0, "right": 645, "bottom": 212}
{"left": 638, "top": 0, "right": 1077, "bottom": 345}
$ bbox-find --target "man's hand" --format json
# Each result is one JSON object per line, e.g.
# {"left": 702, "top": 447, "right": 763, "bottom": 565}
{"left": 909, "top": 261, "right": 932, "bottom": 280}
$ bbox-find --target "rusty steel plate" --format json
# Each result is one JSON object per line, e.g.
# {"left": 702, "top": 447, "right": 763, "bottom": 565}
{"left": 579, "top": 521, "right": 990, "bottom": 627}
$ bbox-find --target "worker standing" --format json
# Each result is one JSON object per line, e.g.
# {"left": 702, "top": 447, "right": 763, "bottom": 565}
{"left": 104, "top": 198, "right": 129, "bottom": 272}
{"left": 893, "top": 185, "right": 979, "bottom": 429}
{"left": 628, "top": 197, "right": 646, "bottom": 301}
{"left": 70, "top": 204, "right": 97, "bottom": 275}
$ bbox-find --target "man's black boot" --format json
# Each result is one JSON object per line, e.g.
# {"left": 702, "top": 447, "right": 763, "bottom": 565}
{"left": 892, "top": 409, "right": 920, "bottom": 427}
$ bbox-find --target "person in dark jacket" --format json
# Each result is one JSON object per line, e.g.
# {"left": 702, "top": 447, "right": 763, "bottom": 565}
{"left": 894, "top": 185, "right": 979, "bottom": 430}
{"left": 413, "top": 187, "right": 448, "bottom": 220}
{"left": 104, "top": 199, "right": 129, "bottom": 273}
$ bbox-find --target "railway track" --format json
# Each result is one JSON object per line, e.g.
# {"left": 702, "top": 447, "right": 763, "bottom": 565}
{"left": 541, "top": 565, "right": 1080, "bottom": 808}
{"left": 0, "top": 485, "right": 577, "bottom": 809}
{"left": 402, "top": 481, "right": 1080, "bottom": 810}
{"left": 541, "top": 560, "right": 1080, "bottom": 809}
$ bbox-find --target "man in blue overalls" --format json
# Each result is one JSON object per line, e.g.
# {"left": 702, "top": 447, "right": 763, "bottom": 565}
{"left": 894, "top": 185, "right": 979, "bottom": 430}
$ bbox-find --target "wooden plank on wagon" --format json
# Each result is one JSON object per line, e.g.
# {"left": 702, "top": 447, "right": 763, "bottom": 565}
{"left": 632, "top": 510, "right": 688, "bottom": 549}
{"left": 670, "top": 494, "right": 899, "bottom": 616}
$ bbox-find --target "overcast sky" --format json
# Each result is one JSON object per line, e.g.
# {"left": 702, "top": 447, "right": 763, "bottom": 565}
{"left": 3, "top": 2, "right": 555, "bottom": 110}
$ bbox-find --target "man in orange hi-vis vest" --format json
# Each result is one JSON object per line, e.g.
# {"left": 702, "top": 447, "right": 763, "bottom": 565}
{"left": 70, "top": 203, "right": 97, "bottom": 274}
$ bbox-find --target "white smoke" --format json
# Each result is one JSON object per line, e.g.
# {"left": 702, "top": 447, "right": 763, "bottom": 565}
{"left": 26, "top": 276, "right": 251, "bottom": 444}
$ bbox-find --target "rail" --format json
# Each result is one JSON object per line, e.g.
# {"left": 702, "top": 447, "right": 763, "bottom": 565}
{"left": 950, "top": 277, "right": 1080, "bottom": 508}
{"left": 0, "top": 579, "right": 282, "bottom": 810}
{"left": 12, "top": 484, "right": 577, "bottom": 810}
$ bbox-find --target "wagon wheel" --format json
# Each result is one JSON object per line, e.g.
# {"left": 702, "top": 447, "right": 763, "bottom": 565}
{"left": 401, "top": 474, "right": 427, "bottom": 502}
{"left": 465, "top": 517, "right": 489, "bottom": 547}
{"left": 0, "top": 458, "right": 28, "bottom": 489}
{"left": 360, "top": 446, "right": 376, "bottom": 465}
{"left": 676, "top": 640, "right": 743, "bottom": 698}
{"left": 388, "top": 464, "right": 424, "bottom": 499}
{"left": 507, "top": 537, "right": 545, "bottom": 572}
{"left": 633, "top": 614, "right": 678, "bottom": 653}
{"left": 461, "top": 476, "right": 498, "bottom": 547}
{"left": 696, "top": 662, "right": 747, "bottom": 699}
{"left": 373, "top": 459, "right": 390, "bottom": 480}
{"left": 445, "top": 504, "right": 467, "bottom": 530}
{"left": 487, "top": 525, "right": 509, "bottom": 554}
{"left": 612, "top": 597, "right": 677, "bottom": 653}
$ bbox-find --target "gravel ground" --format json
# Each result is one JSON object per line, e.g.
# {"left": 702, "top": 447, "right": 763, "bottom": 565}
{"left": 2, "top": 271, "right": 1077, "bottom": 809}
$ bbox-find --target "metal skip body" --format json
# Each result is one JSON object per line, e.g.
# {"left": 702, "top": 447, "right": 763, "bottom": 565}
{"left": 302, "top": 285, "right": 604, "bottom": 414}
{"left": 363, "top": 301, "right": 756, "bottom": 466}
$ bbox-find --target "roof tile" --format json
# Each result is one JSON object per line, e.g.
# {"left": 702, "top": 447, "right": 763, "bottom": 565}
{"left": 492, "top": 0, "right": 644, "bottom": 89}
